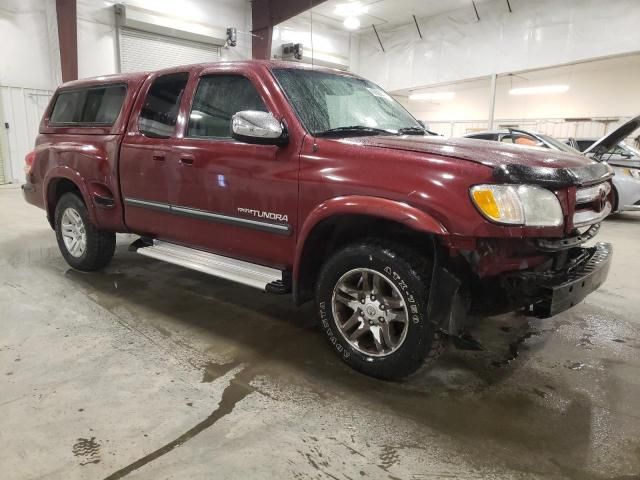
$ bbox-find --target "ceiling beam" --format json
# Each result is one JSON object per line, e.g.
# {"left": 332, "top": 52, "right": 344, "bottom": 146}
{"left": 56, "top": 0, "right": 78, "bottom": 82}
{"left": 251, "top": 0, "right": 328, "bottom": 59}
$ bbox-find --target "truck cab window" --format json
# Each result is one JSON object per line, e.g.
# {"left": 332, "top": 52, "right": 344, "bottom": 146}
{"left": 139, "top": 73, "right": 189, "bottom": 138}
{"left": 187, "top": 75, "right": 267, "bottom": 138}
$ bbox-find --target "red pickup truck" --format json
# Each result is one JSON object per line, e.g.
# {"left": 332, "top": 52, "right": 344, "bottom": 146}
{"left": 23, "top": 60, "right": 613, "bottom": 379}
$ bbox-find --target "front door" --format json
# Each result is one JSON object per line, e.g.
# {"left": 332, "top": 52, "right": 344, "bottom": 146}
{"left": 120, "top": 71, "right": 189, "bottom": 236}
{"left": 168, "top": 72, "right": 299, "bottom": 268}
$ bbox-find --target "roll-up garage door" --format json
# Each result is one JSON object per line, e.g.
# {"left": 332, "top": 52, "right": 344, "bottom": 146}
{"left": 119, "top": 28, "right": 221, "bottom": 73}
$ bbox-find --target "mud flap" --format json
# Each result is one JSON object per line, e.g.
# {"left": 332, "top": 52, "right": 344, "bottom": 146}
{"left": 426, "top": 238, "right": 467, "bottom": 335}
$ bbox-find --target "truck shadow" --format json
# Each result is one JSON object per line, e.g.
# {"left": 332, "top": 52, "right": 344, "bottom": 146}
{"left": 59, "top": 243, "right": 600, "bottom": 477}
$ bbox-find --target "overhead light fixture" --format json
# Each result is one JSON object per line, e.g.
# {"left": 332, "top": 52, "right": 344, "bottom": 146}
{"left": 343, "top": 16, "right": 361, "bottom": 30}
{"left": 409, "top": 91, "right": 456, "bottom": 101}
{"left": 334, "top": 2, "right": 368, "bottom": 17}
{"left": 509, "top": 84, "right": 569, "bottom": 95}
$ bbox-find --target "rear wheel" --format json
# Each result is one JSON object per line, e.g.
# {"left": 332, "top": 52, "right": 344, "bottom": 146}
{"left": 316, "top": 241, "right": 436, "bottom": 380}
{"left": 54, "top": 193, "right": 116, "bottom": 271}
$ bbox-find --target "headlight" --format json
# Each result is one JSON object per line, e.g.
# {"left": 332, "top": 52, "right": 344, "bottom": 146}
{"left": 470, "top": 184, "right": 563, "bottom": 227}
{"left": 623, "top": 168, "right": 640, "bottom": 179}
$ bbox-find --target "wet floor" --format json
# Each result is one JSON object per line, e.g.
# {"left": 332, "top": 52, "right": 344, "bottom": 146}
{"left": 1, "top": 184, "right": 639, "bottom": 479}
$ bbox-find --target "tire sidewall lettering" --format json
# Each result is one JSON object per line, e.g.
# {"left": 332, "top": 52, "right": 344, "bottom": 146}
{"left": 319, "top": 299, "right": 350, "bottom": 358}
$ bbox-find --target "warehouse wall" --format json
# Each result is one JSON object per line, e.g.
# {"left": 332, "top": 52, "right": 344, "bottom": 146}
{"left": 271, "top": 14, "right": 353, "bottom": 69}
{"left": 77, "top": 0, "right": 252, "bottom": 79}
{"left": 0, "top": 0, "right": 59, "bottom": 90}
{"left": 355, "top": 0, "right": 640, "bottom": 93}
{"left": 399, "top": 54, "right": 640, "bottom": 123}
{"left": 0, "top": 0, "right": 251, "bottom": 183}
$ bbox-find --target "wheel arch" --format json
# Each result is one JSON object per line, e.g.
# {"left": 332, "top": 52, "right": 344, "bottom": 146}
{"left": 44, "top": 168, "right": 95, "bottom": 229}
{"left": 611, "top": 183, "right": 620, "bottom": 212}
{"left": 293, "top": 196, "right": 447, "bottom": 304}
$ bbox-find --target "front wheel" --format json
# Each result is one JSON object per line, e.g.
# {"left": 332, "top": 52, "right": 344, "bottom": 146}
{"left": 316, "top": 241, "right": 436, "bottom": 380}
{"left": 54, "top": 192, "right": 116, "bottom": 271}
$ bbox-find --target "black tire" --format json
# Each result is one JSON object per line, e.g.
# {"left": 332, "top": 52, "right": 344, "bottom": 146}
{"left": 54, "top": 192, "right": 116, "bottom": 271}
{"left": 316, "top": 240, "right": 436, "bottom": 380}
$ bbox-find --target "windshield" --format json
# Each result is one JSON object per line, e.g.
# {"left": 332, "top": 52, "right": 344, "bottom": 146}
{"left": 538, "top": 134, "right": 582, "bottom": 154}
{"left": 272, "top": 68, "right": 422, "bottom": 135}
{"left": 615, "top": 142, "right": 640, "bottom": 158}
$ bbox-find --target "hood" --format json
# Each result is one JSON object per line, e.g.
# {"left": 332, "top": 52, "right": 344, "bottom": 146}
{"left": 583, "top": 114, "right": 640, "bottom": 158}
{"left": 338, "top": 135, "right": 612, "bottom": 188}
{"left": 344, "top": 134, "right": 590, "bottom": 169}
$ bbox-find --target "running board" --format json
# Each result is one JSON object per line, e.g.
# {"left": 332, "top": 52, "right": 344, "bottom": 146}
{"left": 135, "top": 240, "right": 286, "bottom": 292}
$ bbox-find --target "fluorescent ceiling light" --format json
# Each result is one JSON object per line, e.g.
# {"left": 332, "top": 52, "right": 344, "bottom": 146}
{"left": 409, "top": 91, "right": 456, "bottom": 101}
{"left": 334, "top": 2, "right": 368, "bottom": 17}
{"left": 509, "top": 84, "right": 569, "bottom": 95}
{"left": 343, "top": 16, "right": 361, "bottom": 30}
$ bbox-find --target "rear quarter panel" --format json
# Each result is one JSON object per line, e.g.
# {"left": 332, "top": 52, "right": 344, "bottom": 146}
{"left": 30, "top": 73, "right": 148, "bottom": 231}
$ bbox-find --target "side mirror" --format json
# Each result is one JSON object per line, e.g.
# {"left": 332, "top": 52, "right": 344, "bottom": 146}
{"left": 231, "top": 111, "right": 288, "bottom": 146}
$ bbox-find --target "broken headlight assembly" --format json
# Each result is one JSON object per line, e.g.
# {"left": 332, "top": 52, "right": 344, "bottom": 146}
{"left": 470, "top": 184, "right": 564, "bottom": 227}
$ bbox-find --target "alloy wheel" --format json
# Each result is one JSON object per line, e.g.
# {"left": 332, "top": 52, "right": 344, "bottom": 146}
{"left": 331, "top": 268, "right": 409, "bottom": 357}
{"left": 60, "top": 207, "right": 87, "bottom": 258}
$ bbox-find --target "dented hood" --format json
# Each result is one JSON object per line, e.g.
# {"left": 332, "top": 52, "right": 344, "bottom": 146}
{"left": 340, "top": 135, "right": 611, "bottom": 187}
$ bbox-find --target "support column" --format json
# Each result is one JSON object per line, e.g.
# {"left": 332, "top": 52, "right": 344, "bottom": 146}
{"left": 488, "top": 73, "right": 497, "bottom": 130}
{"left": 251, "top": 0, "right": 327, "bottom": 60}
{"left": 55, "top": 0, "right": 78, "bottom": 82}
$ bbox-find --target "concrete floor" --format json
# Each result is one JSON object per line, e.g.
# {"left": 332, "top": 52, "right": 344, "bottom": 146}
{"left": 1, "top": 183, "right": 639, "bottom": 480}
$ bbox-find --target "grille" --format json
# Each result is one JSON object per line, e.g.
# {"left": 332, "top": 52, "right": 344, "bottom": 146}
{"left": 573, "top": 182, "right": 612, "bottom": 227}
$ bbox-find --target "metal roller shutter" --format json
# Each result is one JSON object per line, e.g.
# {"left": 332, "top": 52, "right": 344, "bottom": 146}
{"left": 119, "top": 28, "right": 221, "bottom": 73}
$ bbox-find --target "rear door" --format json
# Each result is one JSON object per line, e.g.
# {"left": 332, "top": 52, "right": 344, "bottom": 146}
{"left": 167, "top": 70, "right": 299, "bottom": 267}
{"left": 120, "top": 71, "right": 189, "bottom": 236}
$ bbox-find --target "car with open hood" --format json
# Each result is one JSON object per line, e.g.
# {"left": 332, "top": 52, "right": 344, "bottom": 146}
{"left": 465, "top": 116, "right": 640, "bottom": 213}
{"left": 22, "top": 61, "right": 613, "bottom": 379}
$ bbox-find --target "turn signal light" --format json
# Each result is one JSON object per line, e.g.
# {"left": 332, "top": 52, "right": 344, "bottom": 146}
{"left": 471, "top": 189, "right": 501, "bottom": 219}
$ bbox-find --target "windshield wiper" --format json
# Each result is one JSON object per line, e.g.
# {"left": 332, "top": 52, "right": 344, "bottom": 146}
{"left": 397, "top": 126, "right": 426, "bottom": 135}
{"left": 316, "top": 126, "right": 395, "bottom": 137}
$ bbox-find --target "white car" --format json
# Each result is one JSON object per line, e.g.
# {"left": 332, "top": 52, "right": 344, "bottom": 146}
{"left": 464, "top": 116, "right": 640, "bottom": 213}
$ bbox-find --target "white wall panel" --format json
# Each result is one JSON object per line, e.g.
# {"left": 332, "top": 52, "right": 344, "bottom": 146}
{"left": 356, "top": 0, "right": 640, "bottom": 92}
{"left": 0, "top": 0, "right": 58, "bottom": 90}
{"left": 0, "top": 87, "right": 52, "bottom": 183}
{"left": 399, "top": 55, "right": 640, "bottom": 133}
{"left": 271, "top": 15, "right": 352, "bottom": 69}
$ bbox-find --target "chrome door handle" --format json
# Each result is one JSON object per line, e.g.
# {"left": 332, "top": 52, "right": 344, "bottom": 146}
{"left": 179, "top": 155, "right": 195, "bottom": 165}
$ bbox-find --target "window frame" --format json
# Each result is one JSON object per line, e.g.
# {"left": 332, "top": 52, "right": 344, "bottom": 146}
{"left": 48, "top": 83, "right": 128, "bottom": 127}
{"left": 184, "top": 73, "right": 270, "bottom": 141}
{"left": 138, "top": 72, "right": 190, "bottom": 140}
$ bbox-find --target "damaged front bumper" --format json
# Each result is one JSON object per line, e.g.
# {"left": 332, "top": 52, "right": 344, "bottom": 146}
{"left": 502, "top": 242, "right": 612, "bottom": 318}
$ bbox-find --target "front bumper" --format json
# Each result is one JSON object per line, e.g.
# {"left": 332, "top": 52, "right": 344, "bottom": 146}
{"left": 503, "top": 242, "right": 612, "bottom": 318}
